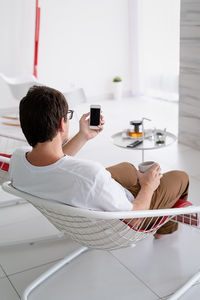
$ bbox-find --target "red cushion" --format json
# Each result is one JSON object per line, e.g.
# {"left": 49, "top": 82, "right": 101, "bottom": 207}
{"left": 0, "top": 153, "right": 11, "bottom": 172}
{"left": 172, "top": 198, "right": 199, "bottom": 226}
{"left": 173, "top": 198, "right": 192, "bottom": 208}
{"left": 122, "top": 198, "right": 198, "bottom": 232}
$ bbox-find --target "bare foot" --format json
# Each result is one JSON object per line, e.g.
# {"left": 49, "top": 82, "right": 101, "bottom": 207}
{"left": 154, "top": 233, "right": 164, "bottom": 239}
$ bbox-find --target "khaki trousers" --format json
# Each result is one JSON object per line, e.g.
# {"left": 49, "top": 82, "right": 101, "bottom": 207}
{"left": 106, "top": 162, "right": 189, "bottom": 235}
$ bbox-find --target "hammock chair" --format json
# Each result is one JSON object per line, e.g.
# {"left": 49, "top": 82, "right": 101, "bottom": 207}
{"left": 2, "top": 181, "right": 200, "bottom": 300}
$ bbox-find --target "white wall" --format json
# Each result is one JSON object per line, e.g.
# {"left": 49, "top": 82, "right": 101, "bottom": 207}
{"left": 0, "top": 0, "right": 131, "bottom": 108}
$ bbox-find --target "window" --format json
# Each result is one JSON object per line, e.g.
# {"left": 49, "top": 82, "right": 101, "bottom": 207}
{"left": 130, "top": 0, "right": 180, "bottom": 101}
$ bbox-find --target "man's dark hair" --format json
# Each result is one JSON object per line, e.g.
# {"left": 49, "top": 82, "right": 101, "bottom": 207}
{"left": 19, "top": 85, "right": 68, "bottom": 147}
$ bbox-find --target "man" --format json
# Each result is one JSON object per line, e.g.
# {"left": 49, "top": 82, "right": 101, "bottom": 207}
{"left": 9, "top": 85, "right": 189, "bottom": 238}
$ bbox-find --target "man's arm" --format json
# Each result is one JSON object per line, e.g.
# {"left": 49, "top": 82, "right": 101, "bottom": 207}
{"left": 62, "top": 132, "right": 88, "bottom": 156}
{"left": 132, "top": 185, "right": 154, "bottom": 211}
{"left": 125, "top": 164, "right": 162, "bottom": 227}
{"left": 132, "top": 163, "right": 162, "bottom": 211}
{"left": 63, "top": 112, "right": 104, "bottom": 156}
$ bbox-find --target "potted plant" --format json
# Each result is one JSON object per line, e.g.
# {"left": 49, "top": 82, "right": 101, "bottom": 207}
{"left": 112, "top": 76, "right": 122, "bottom": 100}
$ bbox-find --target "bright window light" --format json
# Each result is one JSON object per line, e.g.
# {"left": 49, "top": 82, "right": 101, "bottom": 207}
{"left": 134, "top": 0, "right": 180, "bottom": 101}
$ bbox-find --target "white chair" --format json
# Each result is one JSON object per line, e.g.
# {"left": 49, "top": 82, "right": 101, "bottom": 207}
{"left": 2, "top": 181, "right": 200, "bottom": 300}
{"left": 63, "top": 88, "right": 87, "bottom": 109}
{"left": 0, "top": 73, "right": 39, "bottom": 102}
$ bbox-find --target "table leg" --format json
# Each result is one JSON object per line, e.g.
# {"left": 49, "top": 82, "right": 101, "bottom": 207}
{"left": 142, "top": 149, "right": 144, "bottom": 162}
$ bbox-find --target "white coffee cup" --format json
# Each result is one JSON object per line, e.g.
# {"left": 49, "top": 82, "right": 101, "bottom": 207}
{"left": 138, "top": 161, "right": 155, "bottom": 173}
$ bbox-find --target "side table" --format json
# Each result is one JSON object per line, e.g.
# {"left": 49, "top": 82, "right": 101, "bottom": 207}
{"left": 111, "top": 129, "right": 177, "bottom": 162}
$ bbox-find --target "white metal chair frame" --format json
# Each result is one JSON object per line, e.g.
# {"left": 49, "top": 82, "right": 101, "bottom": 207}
{"left": 2, "top": 181, "right": 200, "bottom": 300}
{"left": 0, "top": 156, "right": 27, "bottom": 208}
{"left": 0, "top": 143, "right": 27, "bottom": 208}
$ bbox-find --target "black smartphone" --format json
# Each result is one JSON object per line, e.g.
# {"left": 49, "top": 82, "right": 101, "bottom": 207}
{"left": 89, "top": 105, "right": 101, "bottom": 129}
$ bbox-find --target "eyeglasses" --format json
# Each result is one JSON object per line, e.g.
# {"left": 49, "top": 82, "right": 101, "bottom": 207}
{"left": 66, "top": 110, "right": 74, "bottom": 120}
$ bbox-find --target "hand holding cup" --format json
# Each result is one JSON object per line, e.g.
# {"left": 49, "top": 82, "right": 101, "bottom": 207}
{"left": 137, "top": 161, "right": 162, "bottom": 192}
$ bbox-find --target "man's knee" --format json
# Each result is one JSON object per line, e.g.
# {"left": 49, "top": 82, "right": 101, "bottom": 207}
{"left": 168, "top": 170, "right": 189, "bottom": 186}
{"left": 160, "top": 170, "right": 189, "bottom": 195}
{"left": 163, "top": 170, "right": 188, "bottom": 182}
{"left": 175, "top": 170, "right": 189, "bottom": 185}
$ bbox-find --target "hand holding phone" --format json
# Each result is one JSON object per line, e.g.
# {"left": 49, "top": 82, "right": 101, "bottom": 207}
{"left": 89, "top": 105, "right": 101, "bottom": 130}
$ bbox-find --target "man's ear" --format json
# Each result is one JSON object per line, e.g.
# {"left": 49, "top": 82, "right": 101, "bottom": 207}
{"left": 59, "top": 117, "right": 65, "bottom": 132}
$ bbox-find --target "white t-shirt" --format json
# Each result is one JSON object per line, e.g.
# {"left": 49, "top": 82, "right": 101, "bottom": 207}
{"left": 9, "top": 148, "right": 134, "bottom": 212}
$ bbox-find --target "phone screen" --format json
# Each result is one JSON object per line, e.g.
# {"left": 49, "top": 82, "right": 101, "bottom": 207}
{"left": 90, "top": 108, "right": 100, "bottom": 126}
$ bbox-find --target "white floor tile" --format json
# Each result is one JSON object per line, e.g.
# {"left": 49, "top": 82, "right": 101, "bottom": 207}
{"left": 189, "top": 176, "right": 200, "bottom": 205}
{"left": 9, "top": 250, "right": 158, "bottom": 300}
{"left": 0, "top": 185, "right": 21, "bottom": 203}
{"left": 194, "top": 174, "right": 200, "bottom": 181}
{"left": 0, "top": 264, "right": 6, "bottom": 278}
{"left": 0, "top": 202, "right": 60, "bottom": 247}
{"left": 0, "top": 277, "right": 19, "bottom": 300}
{"left": 155, "top": 147, "right": 200, "bottom": 177}
{"left": 111, "top": 224, "right": 200, "bottom": 298}
{"left": 0, "top": 238, "right": 80, "bottom": 276}
{"left": 146, "top": 141, "right": 192, "bottom": 167}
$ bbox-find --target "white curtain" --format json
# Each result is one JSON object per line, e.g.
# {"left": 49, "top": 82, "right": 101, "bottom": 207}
{"left": 130, "top": 0, "right": 180, "bottom": 101}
